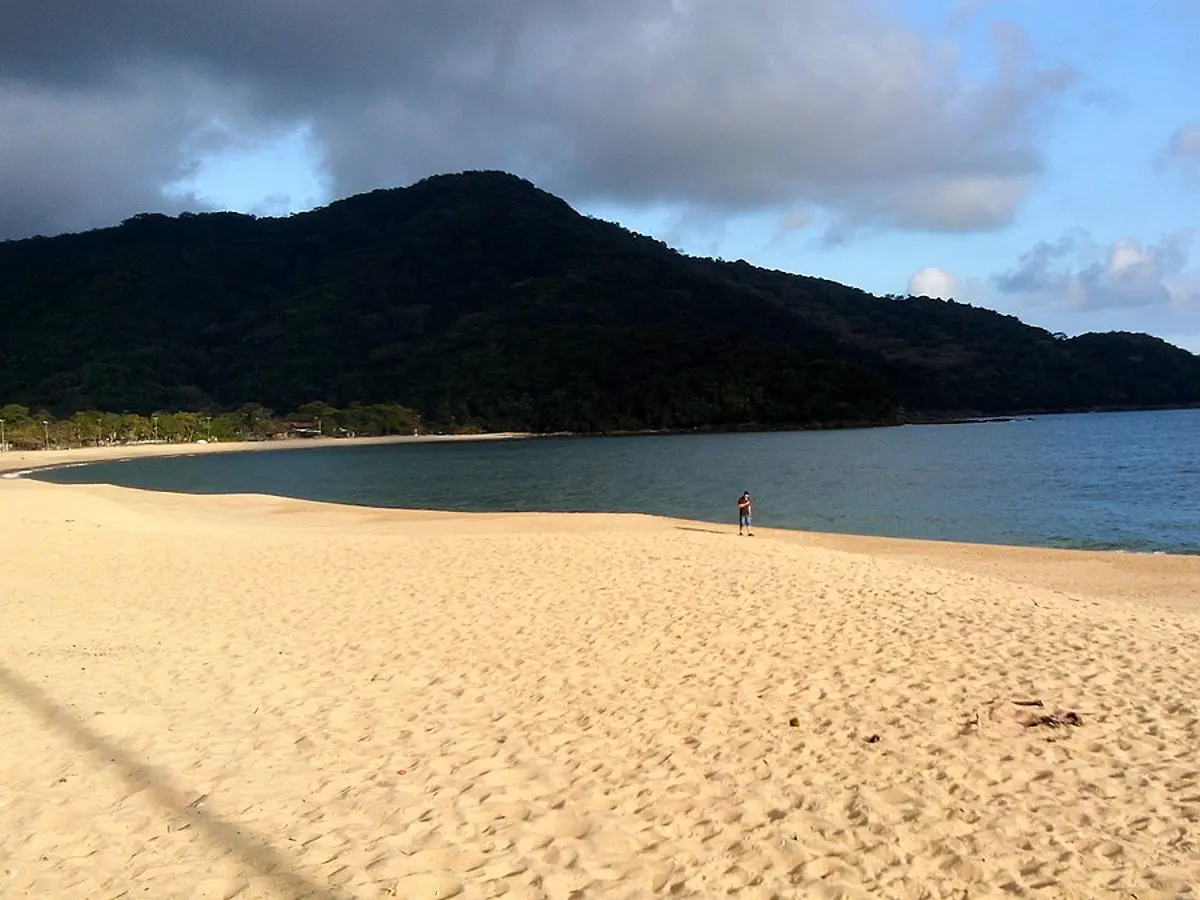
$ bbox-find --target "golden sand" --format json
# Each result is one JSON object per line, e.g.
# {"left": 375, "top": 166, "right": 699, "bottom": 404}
{"left": 1, "top": 443, "right": 1197, "bottom": 899}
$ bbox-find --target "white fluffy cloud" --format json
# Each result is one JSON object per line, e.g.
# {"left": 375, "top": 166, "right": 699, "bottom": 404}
{"left": 907, "top": 267, "right": 960, "bottom": 299}
{"left": 995, "top": 228, "right": 1198, "bottom": 311}
{"left": 0, "top": 1, "right": 1074, "bottom": 240}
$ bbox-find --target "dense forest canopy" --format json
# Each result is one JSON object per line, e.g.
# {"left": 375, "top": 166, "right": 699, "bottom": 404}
{"left": 1, "top": 170, "right": 1198, "bottom": 434}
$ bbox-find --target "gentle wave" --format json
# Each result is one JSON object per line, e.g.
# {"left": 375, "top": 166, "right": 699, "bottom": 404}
{"left": 2, "top": 461, "right": 100, "bottom": 479}
{"left": 27, "top": 410, "right": 1200, "bottom": 554}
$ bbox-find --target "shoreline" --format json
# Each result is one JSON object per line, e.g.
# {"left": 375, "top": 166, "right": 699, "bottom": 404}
{"left": 3, "top": 429, "right": 1196, "bottom": 562}
{"left": 0, "top": 430, "right": 534, "bottom": 477}
{"left": 534, "top": 404, "right": 1200, "bottom": 438}
{"left": 6, "top": 468, "right": 1200, "bottom": 611}
{"left": 4, "top": 401, "right": 1193, "bottom": 469}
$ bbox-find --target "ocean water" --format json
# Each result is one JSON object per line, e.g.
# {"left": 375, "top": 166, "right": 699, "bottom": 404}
{"left": 31, "top": 409, "right": 1200, "bottom": 554}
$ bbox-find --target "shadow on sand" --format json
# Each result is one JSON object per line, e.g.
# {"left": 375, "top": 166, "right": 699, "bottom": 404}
{"left": 0, "top": 661, "right": 347, "bottom": 899}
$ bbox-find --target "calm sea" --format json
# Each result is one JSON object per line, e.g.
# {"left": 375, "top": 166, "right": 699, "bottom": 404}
{"left": 30, "top": 409, "right": 1200, "bottom": 554}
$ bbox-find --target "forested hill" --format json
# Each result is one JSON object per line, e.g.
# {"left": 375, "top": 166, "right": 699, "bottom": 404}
{"left": 1, "top": 170, "right": 1198, "bottom": 432}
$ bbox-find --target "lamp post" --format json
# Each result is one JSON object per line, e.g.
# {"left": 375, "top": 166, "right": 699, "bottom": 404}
{"left": 152, "top": 415, "right": 159, "bottom": 442}
{"left": 316, "top": 416, "right": 322, "bottom": 436}
{"left": 204, "top": 416, "right": 212, "bottom": 442}
{"left": 42, "top": 420, "right": 50, "bottom": 451}
{"left": 97, "top": 417, "right": 103, "bottom": 447}
{"left": 0, "top": 418, "right": 5, "bottom": 452}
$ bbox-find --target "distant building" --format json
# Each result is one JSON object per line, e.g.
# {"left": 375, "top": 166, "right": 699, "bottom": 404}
{"left": 281, "top": 421, "right": 322, "bottom": 439}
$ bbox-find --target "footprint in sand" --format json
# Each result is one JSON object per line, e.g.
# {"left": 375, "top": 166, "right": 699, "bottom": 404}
{"left": 533, "top": 811, "right": 593, "bottom": 839}
{"left": 370, "top": 848, "right": 487, "bottom": 881}
{"left": 479, "top": 766, "right": 541, "bottom": 787}
{"left": 388, "top": 872, "right": 464, "bottom": 899}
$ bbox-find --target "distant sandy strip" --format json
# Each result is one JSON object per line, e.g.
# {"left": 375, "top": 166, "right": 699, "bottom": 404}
{"left": 0, "top": 431, "right": 533, "bottom": 479}
{"left": 1, "top": 437, "right": 1198, "bottom": 898}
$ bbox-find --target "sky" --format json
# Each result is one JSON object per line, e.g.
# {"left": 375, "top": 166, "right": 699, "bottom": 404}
{"left": 2, "top": 0, "right": 1198, "bottom": 351}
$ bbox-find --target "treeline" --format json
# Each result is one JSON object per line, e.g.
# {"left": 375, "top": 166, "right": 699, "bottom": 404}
{"left": 0, "top": 401, "right": 436, "bottom": 450}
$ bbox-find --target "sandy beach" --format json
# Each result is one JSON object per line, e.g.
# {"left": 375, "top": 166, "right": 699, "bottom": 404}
{"left": 2, "top": 443, "right": 1198, "bottom": 899}
{"left": 0, "top": 432, "right": 533, "bottom": 478}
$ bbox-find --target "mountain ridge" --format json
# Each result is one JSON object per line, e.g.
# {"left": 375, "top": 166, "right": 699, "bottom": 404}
{"left": 1, "top": 170, "right": 1197, "bottom": 431}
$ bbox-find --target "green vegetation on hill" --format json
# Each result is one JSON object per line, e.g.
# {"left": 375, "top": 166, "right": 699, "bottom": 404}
{"left": 1, "top": 171, "right": 1198, "bottom": 433}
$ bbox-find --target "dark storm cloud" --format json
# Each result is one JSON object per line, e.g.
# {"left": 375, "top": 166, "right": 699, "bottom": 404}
{"left": 0, "top": 72, "right": 206, "bottom": 237}
{"left": 0, "top": 1, "right": 1073, "bottom": 240}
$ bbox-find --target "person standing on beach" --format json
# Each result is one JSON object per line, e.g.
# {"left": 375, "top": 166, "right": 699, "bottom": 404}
{"left": 738, "top": 491, "right": 753, "bottom": 536}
